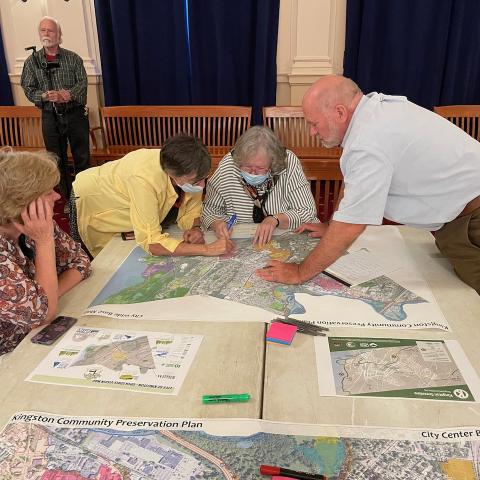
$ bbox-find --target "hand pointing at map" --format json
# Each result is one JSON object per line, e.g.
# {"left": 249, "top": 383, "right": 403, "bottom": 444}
{"left": 256, "top": 260, "right": 302, "bottom": 284}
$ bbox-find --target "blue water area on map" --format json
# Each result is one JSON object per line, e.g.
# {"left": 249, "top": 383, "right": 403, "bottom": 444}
{"left": 91, "top": 248, "right": 148, "bottom": 306}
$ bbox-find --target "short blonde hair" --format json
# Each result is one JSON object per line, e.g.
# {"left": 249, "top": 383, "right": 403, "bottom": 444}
{"left": 0, "top": 150, "right": 60, "bottom": 225}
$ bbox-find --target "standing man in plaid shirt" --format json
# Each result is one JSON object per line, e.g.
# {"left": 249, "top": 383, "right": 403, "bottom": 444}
{"left": 21, "top": 16, "right": 90, "bottom": 199}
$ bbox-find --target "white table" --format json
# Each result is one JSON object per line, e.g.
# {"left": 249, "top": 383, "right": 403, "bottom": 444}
{"left": 0, "top": 235, "right": 265, "bottom": 427}
{"left": 263, "top": 226, "right": 480, "bottom": 427}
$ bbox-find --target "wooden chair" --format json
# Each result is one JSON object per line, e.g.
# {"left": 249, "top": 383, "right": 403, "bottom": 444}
{"left": 0, "top": 106, "right": 43, "bottom": 149}
{"left": 263, "top": 106, "right": 343, "bottom": 221}
{"left": 263, "top": 106, "right": 342, "bottom": 159}
{"left": 98, "top": 105, "right": 252, "bottom": 164}
{"left": 433, "top": 105, "right": 480, "bottom": 142}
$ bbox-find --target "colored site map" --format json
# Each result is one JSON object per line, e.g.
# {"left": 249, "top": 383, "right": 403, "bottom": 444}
{"left": 85, "top": 232, "right": 450, "bottom": 331}
{"left": 315, "top": 337, "right": 480, "bottom": 401}
{"left": 26, "top": 327, "right": 202, "bottom": 395}
{"left": 2, "top": 413, "right": 480, "bottom": 479}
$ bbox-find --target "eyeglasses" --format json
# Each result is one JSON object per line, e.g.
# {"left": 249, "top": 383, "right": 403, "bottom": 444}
{"left": 170, "top": 174, "right": 208, "bottom": 187}
{"left": 241, "top": 166, "right": 270, "bottom": 175}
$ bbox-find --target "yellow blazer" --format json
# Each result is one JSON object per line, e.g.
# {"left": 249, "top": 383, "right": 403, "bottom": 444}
{"left": 73, "top": 149, "right": 202, "bottom": 256}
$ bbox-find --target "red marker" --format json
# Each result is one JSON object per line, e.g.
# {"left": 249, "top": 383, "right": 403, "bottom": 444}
{"left": 260, "top": 464, "right": 326, "bottom": 480}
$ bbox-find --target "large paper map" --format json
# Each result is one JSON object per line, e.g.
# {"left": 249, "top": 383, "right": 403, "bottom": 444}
{"left": 84, "top": 229, "right": 449, "bottom": 331}
{"left": 315, "top": 337, "right": 480, "bottom": 402}
{"left": 26, "top": 327, "right": 202, "bottom": 395}
{"left": 2, "top": 412, "right": 480, "bottom": 479}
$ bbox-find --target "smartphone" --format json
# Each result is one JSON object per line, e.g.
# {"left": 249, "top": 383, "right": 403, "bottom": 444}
{"left": 31, "top": 316, "right": 77, "bottom": 345}
{"left": 121, "top": 231, "right": 135, "bottom": 241}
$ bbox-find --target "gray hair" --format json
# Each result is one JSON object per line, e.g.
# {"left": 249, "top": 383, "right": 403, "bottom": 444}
{"left": 39, "top": 16, "right": 63, "bottom": 44}
{"left": 232, "top": 126, "right": 287, "bottom": 175}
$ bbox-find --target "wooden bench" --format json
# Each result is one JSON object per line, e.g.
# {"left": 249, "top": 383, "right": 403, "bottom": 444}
{"left": 0, "top": 105, "right": 341, "bottom": 221}
{"left": 0, "top": 106, "right": 43, "bottom": 150}
{"left": 94, "top": 105, "right": 252, "bottom": 166}
{"left": 263, "top": 106, "right": 343, "bottom": 221}
{"left": 0, "top": 106, "right": 99, "bottom": 165}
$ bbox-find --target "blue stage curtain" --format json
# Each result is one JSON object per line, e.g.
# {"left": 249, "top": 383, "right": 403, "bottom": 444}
{"left": 0, "top": 23, "right": 13, "bottom": 105}
{"left": 187, "top": 0, "right": 280, "bottom": 124}
{"left": 94, "top": 0, "right": 191, "bottom": 105}
{"left": 344, "top": 0, "right": 480, "bottom": 109}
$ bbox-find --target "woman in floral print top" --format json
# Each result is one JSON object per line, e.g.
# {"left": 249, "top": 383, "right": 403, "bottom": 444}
{"left": 0, "top": 150, "right": 91, "bottom": 355}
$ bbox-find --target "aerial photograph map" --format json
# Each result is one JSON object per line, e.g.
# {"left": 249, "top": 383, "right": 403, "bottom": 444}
{"left": 1, "top": 414, "right": 480, "bottom": 479}
{"left": 85, "top": 232, "right": 449, "bottom": 331}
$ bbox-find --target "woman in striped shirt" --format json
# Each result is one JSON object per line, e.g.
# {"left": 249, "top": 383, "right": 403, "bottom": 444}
{"left": 201, "top": 126, "right": 319, "bottom": 244}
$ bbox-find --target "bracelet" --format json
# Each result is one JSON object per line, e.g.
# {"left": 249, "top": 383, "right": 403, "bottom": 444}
{"left": 268, "top": 215, "right": 280, "bottom": 227}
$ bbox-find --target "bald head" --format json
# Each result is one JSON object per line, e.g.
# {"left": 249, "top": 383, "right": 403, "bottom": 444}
{"left": 303, "top": 75, "right": 362, "bottom": 114}
{"left": 302, "top": 76, "right": 363, "bottom": 148}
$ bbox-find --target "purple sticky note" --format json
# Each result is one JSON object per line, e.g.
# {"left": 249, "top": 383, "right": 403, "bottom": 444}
{"left": 266, "top": 322, "right": 297, "bottom": 345}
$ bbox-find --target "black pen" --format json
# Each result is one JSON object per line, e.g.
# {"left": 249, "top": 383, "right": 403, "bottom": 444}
{"left": 273, "top": 320, "right": 326, "bottom": 336}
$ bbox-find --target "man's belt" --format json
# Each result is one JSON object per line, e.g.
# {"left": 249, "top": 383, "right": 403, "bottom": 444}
{"left": 53, "top": 102, "right": 79, "bottom": 114}
{"left": 458, "top": 195, "right": 480, "bottom": 218}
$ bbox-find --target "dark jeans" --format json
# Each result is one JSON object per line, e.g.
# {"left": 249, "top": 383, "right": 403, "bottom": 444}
{"left": 42, "top": 106, "right": 90, "bottom": 198}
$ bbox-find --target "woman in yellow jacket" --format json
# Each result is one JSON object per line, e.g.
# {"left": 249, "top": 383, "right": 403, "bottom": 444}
{"left": 71, "top": 135, "right": 234, "bottom": 257}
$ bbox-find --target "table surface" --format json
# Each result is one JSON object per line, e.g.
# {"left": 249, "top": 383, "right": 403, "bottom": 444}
{"left": 1, "top": 226, "right": 479, "bottom": 431}
{"left": 0, "top": 235, "right": 266, "bottom": 427}
{"left": 263, "top": 226, "right": 480, "bottom": 427}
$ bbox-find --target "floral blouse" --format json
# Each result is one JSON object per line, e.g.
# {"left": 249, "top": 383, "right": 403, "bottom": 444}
{"left": 0, "top": 221, "right": 91, "bottom": 355}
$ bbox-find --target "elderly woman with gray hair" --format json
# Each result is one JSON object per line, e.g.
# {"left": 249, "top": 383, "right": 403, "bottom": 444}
{"left": 201, "top": 126, "right": 319, "bottom": 244}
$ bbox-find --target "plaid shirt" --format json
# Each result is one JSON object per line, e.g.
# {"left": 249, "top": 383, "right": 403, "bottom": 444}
{"left": 21, "top": 47, "right": 87, "bottom": 110}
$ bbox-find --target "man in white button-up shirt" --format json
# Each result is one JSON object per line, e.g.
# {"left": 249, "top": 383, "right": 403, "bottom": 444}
{"left": 257, "top": 75, "right": 480, "bottom": 293}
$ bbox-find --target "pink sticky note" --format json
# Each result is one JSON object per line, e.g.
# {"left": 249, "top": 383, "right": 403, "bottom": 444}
{"left": 266, "top": 322, "right": 297, "bottom": 345}
{"left": 272, "top": 476, "right": 297, "bottom": 480}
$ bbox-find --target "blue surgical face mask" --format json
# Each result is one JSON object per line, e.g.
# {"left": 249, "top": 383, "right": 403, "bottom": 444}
{"left": 240, "top": 171, "right": 269, "bottom": 186}
{"left": 179, "top": 183, "right": 203, "bottom": 194}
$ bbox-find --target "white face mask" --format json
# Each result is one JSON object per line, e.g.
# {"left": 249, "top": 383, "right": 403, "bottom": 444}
{"left": 179, "top": 183, "right": 203, "bottom": 194}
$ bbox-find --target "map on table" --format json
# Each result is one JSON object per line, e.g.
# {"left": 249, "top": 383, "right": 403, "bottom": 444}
{"left": 84, "top": 231, "right": 450, "bottom": 331}
{"left": 2, "top": 412, "right": 480, "bottom": 479}
{"left": 26, "top": 327, "right": 202, "bottom": 395}
{"left": 315, "top": 336, "right": 480, "bottom": 402}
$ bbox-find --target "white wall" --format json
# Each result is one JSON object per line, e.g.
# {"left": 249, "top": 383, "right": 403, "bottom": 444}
{"left": 0, "top": 0, "right": 346, "bottom": 113}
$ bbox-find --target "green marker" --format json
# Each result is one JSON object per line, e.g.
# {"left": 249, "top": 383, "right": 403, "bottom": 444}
{"left": 202, "top": 393, "right": 250, "bottom": 404}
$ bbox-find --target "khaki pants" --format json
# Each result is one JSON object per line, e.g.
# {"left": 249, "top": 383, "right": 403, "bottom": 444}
{"left": 435, "top": 207, "right": 480, "bottom": 294}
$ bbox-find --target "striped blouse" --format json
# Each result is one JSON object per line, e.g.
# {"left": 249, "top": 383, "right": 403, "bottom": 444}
{"left": 201, "top": 150, "right": 319, "bottom": 230}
